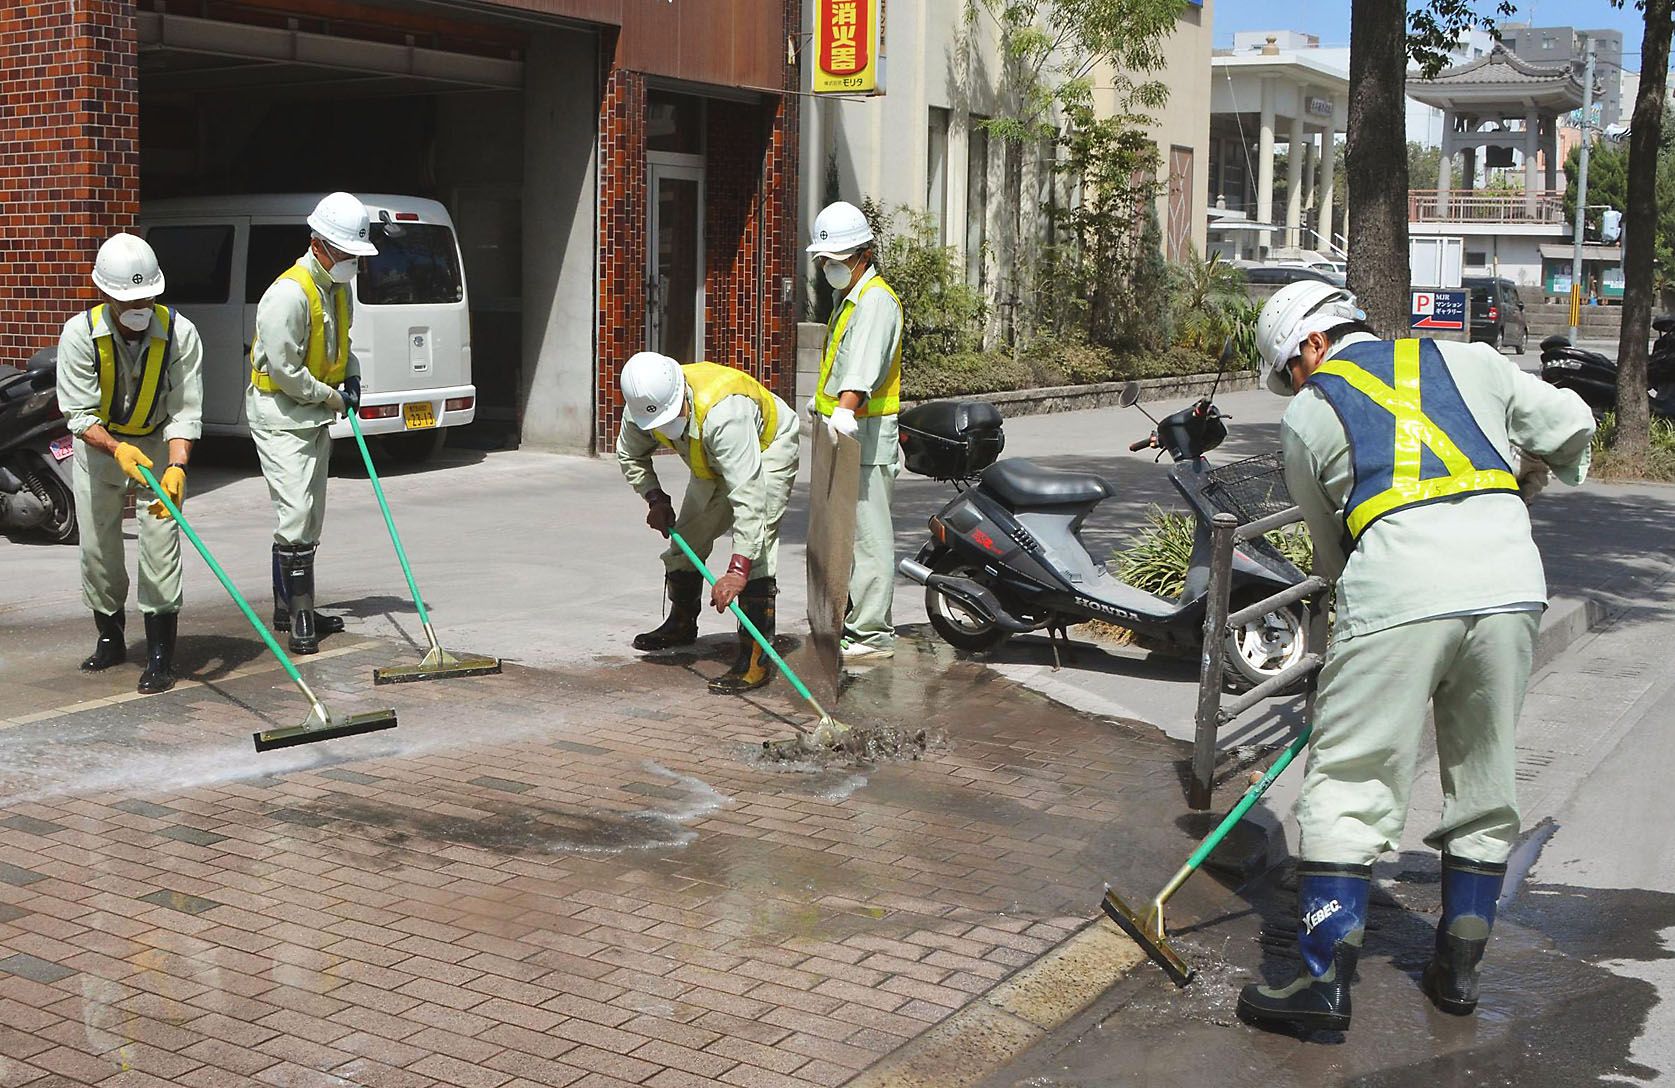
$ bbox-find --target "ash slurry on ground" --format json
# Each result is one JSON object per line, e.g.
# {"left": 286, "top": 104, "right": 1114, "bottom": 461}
{"left": 0, "top": 627, "right": 1207, "bottom": 1088}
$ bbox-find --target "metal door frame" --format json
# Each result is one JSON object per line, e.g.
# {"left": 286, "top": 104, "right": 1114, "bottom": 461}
{"left": 646, "top": 154, "right": 706, "bottom": 359}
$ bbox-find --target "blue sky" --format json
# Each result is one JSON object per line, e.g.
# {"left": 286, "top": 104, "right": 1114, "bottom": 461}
{"left": 1212, "top": 0, "right": 1655, "bottom": 68}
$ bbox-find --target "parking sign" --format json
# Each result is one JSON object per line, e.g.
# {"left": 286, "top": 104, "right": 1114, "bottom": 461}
{"left": 1411, "top": 290, "right": 1467, "bottom": 331}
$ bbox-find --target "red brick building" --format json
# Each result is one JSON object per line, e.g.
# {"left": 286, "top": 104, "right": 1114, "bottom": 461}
{"left": 0, "top": 0, "right": 801, "bottom": 453}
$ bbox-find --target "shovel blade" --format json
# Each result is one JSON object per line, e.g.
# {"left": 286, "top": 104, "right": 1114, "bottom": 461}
{"left": 373, "top": 646, "right": 501, "bottom": 686}
{"left": 253, "top": 708, "right": 399, "bottom": 752}
{"left": 1101, "top": 886, "right": 1196, "bottom": 987}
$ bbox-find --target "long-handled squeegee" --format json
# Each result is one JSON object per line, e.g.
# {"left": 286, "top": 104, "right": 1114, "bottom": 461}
{"left": 1100, "top": 724, "right": 1312, "bottom": 986}
{"left": 669, "top": 530, "right": 848, "bottom": 748}
{"left": 137, "top": 464, "right": 398, "bottom": 752}
{"left": 346, "top": 410, "right": 501, "bottom": 685}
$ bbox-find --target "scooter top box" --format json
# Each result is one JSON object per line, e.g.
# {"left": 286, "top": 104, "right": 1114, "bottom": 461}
{"left": 899, "top": 400, "right": 1005, "bottom": 479}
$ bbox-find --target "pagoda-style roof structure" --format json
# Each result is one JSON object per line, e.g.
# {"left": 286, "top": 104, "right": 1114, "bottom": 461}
{"left": 1409, "top": 45, "right": 1588, "bottom": 112}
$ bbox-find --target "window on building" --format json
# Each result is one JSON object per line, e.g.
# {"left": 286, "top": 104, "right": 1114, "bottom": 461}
{"left": 1466, "top": 249, "right": 1488, "bottom": 267}
{"left": 146, "top": 225, "right": 233, "bottom": 305}
{"left": 967, "top": 118, "right": 990, "bottom": 290}
{"left": 1541, "top": 34, "right": 1555, "bottom": 50}
{"left": 927, "top": 107, "right": 951, "bottom": 246}
{"left": 647, "top": 91, "right": 704, "bottom": 155}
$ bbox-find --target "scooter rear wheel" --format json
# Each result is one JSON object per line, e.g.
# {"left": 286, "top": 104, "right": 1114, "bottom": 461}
{"left": 925, "top": 557, "right": 1012, "bottom": 654}
{"left": 1222, "top": 592, "right": 1310, "bottom": 694}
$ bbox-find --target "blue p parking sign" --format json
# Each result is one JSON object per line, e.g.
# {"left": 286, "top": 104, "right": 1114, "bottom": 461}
{"left": 1411, "top": 290, "right": 1468, "bottom": 331}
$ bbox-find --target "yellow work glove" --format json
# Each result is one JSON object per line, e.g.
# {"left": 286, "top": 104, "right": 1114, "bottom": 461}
{"left": 113, "top": 442, "right": 153, "bottom": 484}
{"left": 147, "top": 466, "right": 187, "bottom": 521}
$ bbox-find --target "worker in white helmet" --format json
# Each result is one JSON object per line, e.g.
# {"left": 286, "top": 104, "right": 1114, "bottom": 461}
{"left": 807, "top": 200, "right": 904, "bottom": 660}
{"left": 55, "top": 233, "right": 204, "bottom": 694}
{"left": 247, "top": 191, "right": 376, "bottom": 655}
{"left": 1235, "top": 280, "right": 1595, "bottom": 1034}
{"left": 617, "top": 352, "right": 800, "bottom": 694}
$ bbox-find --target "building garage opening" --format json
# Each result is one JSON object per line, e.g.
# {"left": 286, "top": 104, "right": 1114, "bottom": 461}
{"left": 135, "top": 2, "right": 541, "bottom": 449}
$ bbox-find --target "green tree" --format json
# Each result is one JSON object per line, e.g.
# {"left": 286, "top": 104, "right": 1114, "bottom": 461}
{"left": 1407, "top": 141, "right": 1442, "bottom": 189}
{"left": 1562, "top": 138, "right": 1628, "bottom": 236}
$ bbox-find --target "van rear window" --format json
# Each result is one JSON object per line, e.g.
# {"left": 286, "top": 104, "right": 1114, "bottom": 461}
{"left": 247, "top": 225, "right": 312, "bottom": 303}
{"left": 147, "top": 225, "right": 233, "bottom": 305}
{"left": 358, "top": 224, "right": 464, "bottom": 306}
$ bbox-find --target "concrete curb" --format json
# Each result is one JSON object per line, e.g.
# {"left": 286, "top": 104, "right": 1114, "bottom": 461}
{"left": 901, "top": 370, "right": 1260, "bottom": 419}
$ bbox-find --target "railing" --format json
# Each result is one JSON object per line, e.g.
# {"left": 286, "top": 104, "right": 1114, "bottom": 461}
{"left": 1189, "top": 509, "right": 1333, "bottom": 809}
{"left": 1408, "top": 188, "right": 1565, "bottom": 224}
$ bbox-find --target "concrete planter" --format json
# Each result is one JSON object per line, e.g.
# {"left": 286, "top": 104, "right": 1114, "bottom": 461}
{"left": 901, "top": 370, "right": 1261, "bottom": 417}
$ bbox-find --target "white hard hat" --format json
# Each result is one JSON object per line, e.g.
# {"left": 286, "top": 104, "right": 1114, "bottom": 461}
{"left": 1255, "top": 280, "right": 1366, "bottom": 396}
{"left": 807, "top": 201, "right": 873, "bottom": 259}
{"left": 308, "top": 192, "right": 379, "bottom": 257}
{"left": 621, "top": 351, "right": 687, "bottom": 432}
{"left": 92, "top": 233, "right": 164, "bottom": 302}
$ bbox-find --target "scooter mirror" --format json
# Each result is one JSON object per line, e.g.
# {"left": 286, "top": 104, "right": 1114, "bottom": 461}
{"left": 1117, "top": 381, "right": 1142, "bottom": 409}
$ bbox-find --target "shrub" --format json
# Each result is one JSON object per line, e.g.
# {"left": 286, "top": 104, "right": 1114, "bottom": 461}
{"left": 861, "top": 199, "right": 987, "bottom": 366}
{"left": 1590, "top": 411, "right": 1675, "bottom": 481}
{"left": 1112, "top": 507, "right": 1315, "bottom": 602}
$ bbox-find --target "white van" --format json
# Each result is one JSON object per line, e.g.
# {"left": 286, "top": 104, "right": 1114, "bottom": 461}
{"left": 138, "top": 193, "right": 475, "bottom": 461}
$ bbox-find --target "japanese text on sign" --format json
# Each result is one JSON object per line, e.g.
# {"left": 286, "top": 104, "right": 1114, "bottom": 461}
{"left": 1410, "top": 290, "right": 1468, "bottom": 332}
{"left": 813, "top": 0, "right": 883, "bottom": 95}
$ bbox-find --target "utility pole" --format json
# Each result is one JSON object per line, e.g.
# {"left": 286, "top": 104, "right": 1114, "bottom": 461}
{"left": 1570, "top": 37, "right": 1597, "bottom": 343}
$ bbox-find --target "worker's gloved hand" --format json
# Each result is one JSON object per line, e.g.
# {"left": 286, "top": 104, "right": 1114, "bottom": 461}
{"left": 113, "top": 442, "right": 153, "bottom": 484}
{"left": 711, "top": 555, "right": 752, "bottom": 612}
{"left": 1518, "top": 461, "right": 1552, "bottom": 505}
{"left": 339, "top": 375, "right": 362, "bottom": 414}
{"left": 645, "top": 488, "right": 676, "bottom": 537}
{"left": 827, "top": 406, "right": 859, "bottom": 438}
{"left": 805, "top": 396, "right": 819, "bottom": 421}
{"left": 147, "top": 466, "right": 186, "bottom": 520}
{"left": 323, "top": 388, "right": 346, "bottom": 416}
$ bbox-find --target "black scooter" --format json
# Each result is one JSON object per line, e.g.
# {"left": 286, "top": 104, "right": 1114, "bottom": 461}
{"left": 1539, "top": 318, "right": 1675, "bottom": 417}
{"left": 0, "top": 348, "right": 77, "bottom": 544}
{"left": 897, "top": 372, "right": 1314, "bottom": 693}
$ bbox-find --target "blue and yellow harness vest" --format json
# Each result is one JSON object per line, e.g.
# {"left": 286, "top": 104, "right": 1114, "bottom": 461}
{"left": 815, "top": 274, "right": 902, "bottom": 418}
{"left": 654, "top": 362, "right": 779, "bottom": 481}
{"left": 1305, "top": 337, "right": 1520, "bottom": 542}
{"left": 250, "top": 262, "right": 351, "bottom": 393}
{"left": 87, "top": 303, "right": 175, "bottom": 437}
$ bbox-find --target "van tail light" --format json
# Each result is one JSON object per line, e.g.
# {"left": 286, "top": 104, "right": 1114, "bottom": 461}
{"left": 445, "top": 396, "right": 474, "bottom": 412}
{"left": 395, "top": 212, "right": 420, "bottom": 221}
{"left": 359, "top": 404, "right": 399, "bottom": 420}
{"left": 1488, "top": 305, "right": 1499, "bottom": 322}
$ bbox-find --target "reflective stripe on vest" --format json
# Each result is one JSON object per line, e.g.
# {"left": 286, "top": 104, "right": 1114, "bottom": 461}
{"left": 1306, "top": 337, "right": 1519, "bottom": 542}
{"left": 815, "top": 274, "right": 902, "bottom": 419}
{"left": 250, "top": 262, "right": 350, "bottom": 393}
{"left": 90, "top": 304, "right": 173, "bottom": 437}
{"left": 653, "top": 362, "right": 779, "bottom": 481}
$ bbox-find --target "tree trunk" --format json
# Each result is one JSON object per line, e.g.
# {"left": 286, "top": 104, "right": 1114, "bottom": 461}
{"left": 1346, "top": 1, "right": 1411, "bottom": 336}
{"left": 1614, "top": 0, "right": 1675, "bottom": 454}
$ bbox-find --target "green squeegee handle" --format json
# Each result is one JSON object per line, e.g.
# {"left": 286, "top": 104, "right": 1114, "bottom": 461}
{"left": 1185, "top": 722, "right": 1314, "bottom": 872}
{"left": 136, "top": 464, "right": 307, "bottom": 691}
{"left": 669, "top": 530, "right": 822, "bottom": 710}
{"left": 347, "top": 410, "right": 432, "bottom": 629}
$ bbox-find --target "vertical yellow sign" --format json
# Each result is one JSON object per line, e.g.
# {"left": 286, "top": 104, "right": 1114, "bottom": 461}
{"left": 1569, "top": 284, "right": 1581, "bottom": 329}
{"left": 812, "top": 0, "right": 883, "bottom": 95}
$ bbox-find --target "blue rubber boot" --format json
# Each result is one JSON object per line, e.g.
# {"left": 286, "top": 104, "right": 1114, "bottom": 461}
{"left": 1238, "top": 862, "right": 1371, "bottom": 1033}
{"left": 1422, "top": 854, "right": 1506, "bottom": 1015}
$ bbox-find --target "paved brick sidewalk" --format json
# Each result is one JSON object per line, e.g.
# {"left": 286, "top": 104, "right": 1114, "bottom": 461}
{"left": 0, "top": 633, "right": 1195, "bottom": 1088}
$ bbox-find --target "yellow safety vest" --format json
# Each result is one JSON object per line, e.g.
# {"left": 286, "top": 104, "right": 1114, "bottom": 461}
{"left": 250, "top": 262, "right": 350, "bottom": 393}
{"left": 654, "top": 362, "right": 779, "bottom": 481}
{"left": 89, "top": 304, "right": 172, "bottom": 437}
{"left": 1306, "top": 337, "right": 1520, "bottom": 542}
{"left": 816, "top": 273, "right": 902, "bottom": 419}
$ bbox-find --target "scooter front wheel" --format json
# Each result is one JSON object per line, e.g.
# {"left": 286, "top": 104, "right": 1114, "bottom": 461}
{"left": 1222, "top": 592, "right": 1310, "bottom": 694}
{"left": 925, "top": 558, "right": 1012, "bottom": 654}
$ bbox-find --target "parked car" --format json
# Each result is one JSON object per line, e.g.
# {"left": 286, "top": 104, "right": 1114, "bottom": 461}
{"left": 1238, "top": 263, "right": 1345, "bottom": 288}
{"left": 1462, "top": 275, "right": 1528, "bottom": 354}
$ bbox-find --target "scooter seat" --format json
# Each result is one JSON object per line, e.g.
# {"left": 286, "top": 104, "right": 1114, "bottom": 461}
{"left": 980, "top": 459, "right": 1112, "bottom": 508}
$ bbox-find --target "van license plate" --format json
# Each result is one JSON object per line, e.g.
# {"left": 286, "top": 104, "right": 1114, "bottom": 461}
{"left": 403, "top": 402, "right": 437, "bottom": 430}
{"left": 49, "top": 435, "right": 74, "bottom": 461}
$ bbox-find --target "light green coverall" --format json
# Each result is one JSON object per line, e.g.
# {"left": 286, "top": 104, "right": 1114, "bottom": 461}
{"left": 617, "top": 389, "right": 800, "bottom": 579}
{"left": 823, "top": 266, "right": 904, "bottom": 650}
{"left": 1282, "top": 332, "right": 1595, "bottom": 865}
{"left": 57, "top": 307, "right": 204, "bottom": 616}
{"left": 246, "top": 251, "right": 359, "bottom": 546}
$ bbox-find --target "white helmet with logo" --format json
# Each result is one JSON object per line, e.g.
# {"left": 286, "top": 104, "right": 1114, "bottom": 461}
{"left": 621, "top": 351, "right": 687, "bottom": 432}
{"left": 807, "top": 201, "right": 873, "bottom": 260}
{"left": 308, "top": 192, "right": 379, "bottom": 257}
{"left": 91, "top": 233, "right": 165, "bottom": 302}
{"left": 1255, "top": 280, "right": 1366, "bottom": 396}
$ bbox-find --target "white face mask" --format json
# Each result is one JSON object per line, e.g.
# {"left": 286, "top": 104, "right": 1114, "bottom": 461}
{"left": 822, "top": 258, "right": 854, "bottom": 291}
{"left": 117, "top": 307, "right": 152, "bottom": 333}
{"left": 655, "top": 413, "right": 688, "bottom": 441}
{"left": 328, "top": 258, "right": 359, "bottom": 284}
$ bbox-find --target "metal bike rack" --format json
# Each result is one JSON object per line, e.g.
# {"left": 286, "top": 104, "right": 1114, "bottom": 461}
{"left": 1189, "top": 507, "right": 1333, "bottom": 810}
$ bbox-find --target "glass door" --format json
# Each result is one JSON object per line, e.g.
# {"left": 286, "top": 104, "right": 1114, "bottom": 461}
{"left": 647, "top": 161, "right": 704, "bottom": 361}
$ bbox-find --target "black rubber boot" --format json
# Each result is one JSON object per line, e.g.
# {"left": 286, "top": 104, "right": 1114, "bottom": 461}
{"left": 633, "top": 570, "right": 703, "bottom": 651}
{"left": 137, "top": 612, "right": 179, "bottom": 695}
{"left": 273, "top": 543, "right": 344, "bottom": 636}
{"left": 281, "top": 545, "right": 322, "bottom": 656}
{"left": 81, "top": 610, "right": 127, "bottom": 671}
{"left": 1237, "top": 862, "right": 1371, "bottom": 1033}
{"left": 1422, "top": 855, "right": 1507, "bottom": 1016}
{"left": 710, "top": 579, "right": 776, "bottom": 694}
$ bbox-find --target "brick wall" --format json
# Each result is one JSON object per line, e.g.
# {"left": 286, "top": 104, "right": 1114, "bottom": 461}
{"left": 0, "top": 1, "right": 139, "bottom": 369}
{"left": 595, "top": 49, "right": 648, "bottom": 448}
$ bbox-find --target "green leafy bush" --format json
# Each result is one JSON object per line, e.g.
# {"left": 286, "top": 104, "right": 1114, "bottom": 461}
{"left": 860, "top": 199, "right": 987, "bottom": 367}
{"left": 1590, "top": 411, "right": 1675, "bottom": 481}
{"left": 1112, "top": 507, "right": 1314, "bottom": 602}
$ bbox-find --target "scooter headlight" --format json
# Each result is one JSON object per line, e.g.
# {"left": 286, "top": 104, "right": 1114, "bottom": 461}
{"left": 1543, "top": 359, "right": 1582, "bottom": 371}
